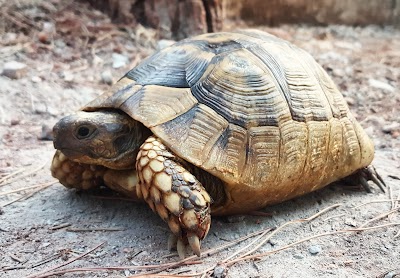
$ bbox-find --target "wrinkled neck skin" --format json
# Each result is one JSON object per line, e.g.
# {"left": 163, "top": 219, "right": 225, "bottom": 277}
{"left": 53, "top": 110, "right": 151, "bottom": 170}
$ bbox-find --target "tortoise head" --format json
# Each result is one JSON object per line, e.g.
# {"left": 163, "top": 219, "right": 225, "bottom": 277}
{"left": 53, "top": 110, "right": 151, "bottom": 169}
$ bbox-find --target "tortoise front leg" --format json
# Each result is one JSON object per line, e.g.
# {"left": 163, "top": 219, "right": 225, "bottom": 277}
{"left": 51, "top": 150, "right": 140, "bottom": 199}
{"left": 51, "top": 150, "right": 106, "bottom": 190}
{"left": 136, "top": 136, "right": 211, "bottom": 258}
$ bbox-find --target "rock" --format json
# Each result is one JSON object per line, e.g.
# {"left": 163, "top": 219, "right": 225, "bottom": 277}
{"left": 39, "top": 124, "right": 53, "bottom": 141}
{"left": 344, "top": 218, "right": 357, "bottom": 227}
{"left": 344, "top": 97, "right": 355, "bottom": 106}
{"left": 382, "top": 122, "right": 400, "bottom": 134}
{"left": 2, "top": 61, "right": 27, "bottom": 79}
{"left": 293, "top": 253, "right": 304, "bottom": 259}
{"left": 101, "top": 70, "right": 114, "bottom": 85}
{"left": 38, "top": 21, "right": 56, "bottom": 43}
{"left": 308, "top": 245, "right": 322, "bottom": 255}
{"left": 112, "top": 53, "right": 129, "bottom": 68}
{"left": 157, "top": 39, "right": 176, "bottom": 50}
{"left": 31, "top": 76, "right": 42, "bottom": 83}
{"left": 213, "top": 265, "right": 227, "bottom": 278}
{"left": 383, "top": 271, "right": 398, "bottom": 278}
{"left": 368, "top": 79, "right": 395, "bottom": 93}
{"left": 61, "top": 71, "right": 74, "bottom": 82}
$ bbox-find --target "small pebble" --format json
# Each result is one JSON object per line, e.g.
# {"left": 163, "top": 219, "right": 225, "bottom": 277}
{"left": 344, "top": 218, "right": 357, "bottom": 227}
{"left": 308, "top": 245, "right": 322, "bottom": 255}
{"left": 112, "top": 53, "right": 129, "bottom": 68}
{"left": 382, "top": 122, "right": 400, "bottom": 134}
{"left": 383, "top": 272, "right": 398, "bottom": 278}
{"left": 157, "top": 39, "right": 176, "bottom": 50}
{"left": 213, "top": 265, "right": 227, "bottom": 278}
{"left": 368, "top": 78, "right": 395, "bottom": 93}
{"left": 39, "top": 124, "right": 53, "bottom": 141}
{"left": 31, "top": 76, "right": 42, "bottom": 83}
{"left": 62, "top": 71, "right": 74, "bottom": 82}
{"left": 293, "top": 253, "right": 304, "bottom": 259}
{"left": 101, "top": 70, "right": 114, "bottom": 85}
{"left": 2, "top": 61, "right": 27, "bottom": 79}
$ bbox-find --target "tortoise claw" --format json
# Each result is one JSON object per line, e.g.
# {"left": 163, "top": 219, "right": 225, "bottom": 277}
{"left": 365, "top": 165, "right": 386, "bottom": 192}
{"left": 168, "top": 234, "right": 178, "bottom": 251}
{"left": 341, "top": 165, "right": 386, "bottom": 193}
{"left": 177, "top": 239, "right": 186, "bottom": 259}
{"left": 187, "top": 233, "right": 201, "bottom": 257}
{"left": 359, "top": 175, "right": 372, "bottom": 193}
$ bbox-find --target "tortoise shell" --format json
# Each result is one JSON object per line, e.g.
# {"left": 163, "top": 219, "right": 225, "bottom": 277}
{"left": 83, "top": 29, "right": 374, "bottom": 214}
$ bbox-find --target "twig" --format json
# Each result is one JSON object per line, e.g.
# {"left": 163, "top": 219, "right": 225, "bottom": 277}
{"left": 25, "top": 261, "right": 202, "bottom": 278}
{"left": 50, "top": 223, "right": 71, "bottom": 230}
{"left": 247, "top": 211, "right": 274, "bottom": 217}
{"left": 225, "top": 222, "right": 400, "bottom": 266}
{"left": 1, "top": 181, "right": 55, "bottom": 207}
{"left": 220, "top": 228, "right": 272, "bottom": 263}
{"left": 358, "top": 207, "right": 399, "bottom": 228}
{"left": 233, "top": 203, "right": 341, "bottom": 260}
{"left": 0, "top": 168, "right": 25, "bottom": 185}
{"left": 352, "top": 199, "right": 396, "bottom": 209}
{"left": 186, "top": 204, "right": 342, "bottom": 277}
{"left": 10, "top": 253, "right": 26, "bottom": 263}
{"left": 66, "top": 227, "right": 124, "bottom": 232}
{"left": 322, "top": 213, "right": 346, "bottom": 222}
{"left": 0, "top": 161, "right": 50, "bottom": 186}
{"left": 0, "top": 181, "right": 56, "bottom": 197}
{"left": 25, "top": 242, "right": 106, "bottom": 278}
{"left": 29, "top": 253, "right": 63, "bottom": 269}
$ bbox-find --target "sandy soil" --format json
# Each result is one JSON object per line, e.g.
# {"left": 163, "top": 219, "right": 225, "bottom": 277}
{"left": 1, "top": 2, "right": 399, "bottom": 277}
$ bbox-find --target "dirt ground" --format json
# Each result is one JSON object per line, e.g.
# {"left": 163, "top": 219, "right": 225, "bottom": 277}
{"left": 1, "top": 2, "right": 400, "bottom": 278}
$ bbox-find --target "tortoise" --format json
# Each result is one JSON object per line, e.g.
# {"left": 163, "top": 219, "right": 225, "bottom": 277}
{"left": 51, "top": 29, "right": 385, "bottom": 258}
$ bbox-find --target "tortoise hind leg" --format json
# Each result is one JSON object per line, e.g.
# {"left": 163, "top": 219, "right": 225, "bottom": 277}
{"left": 341, "top": 165, "right": 386, "bottom": 193}
{"left": 136, "top": 136, "right": 211, "bottom": 259}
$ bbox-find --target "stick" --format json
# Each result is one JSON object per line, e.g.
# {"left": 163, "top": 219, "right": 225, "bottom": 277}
{"left": 0, "top": 181, "right": 56, "bottom": 197}
{"left": 25, "top": 242, "right": 106, "bottom": 278}
{"left": 226, "top": 222, "right": 400, "bottom": 265}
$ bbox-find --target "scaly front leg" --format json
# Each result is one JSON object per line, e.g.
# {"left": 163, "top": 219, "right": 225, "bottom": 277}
{"left": 136, "top": 136, "right": 211, "bottom": 258}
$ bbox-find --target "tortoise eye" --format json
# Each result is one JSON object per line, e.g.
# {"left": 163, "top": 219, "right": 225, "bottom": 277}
{"left": 75, "top": 125, "right": 95, "bottom": 139}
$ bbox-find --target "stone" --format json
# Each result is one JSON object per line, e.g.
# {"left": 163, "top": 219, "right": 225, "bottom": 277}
{"left": 308, "top": 245, "right": 322, "bottom": 255}
{"left": 101, "top": 70, "right": 114, "bottom": 85}
{"left": 368, "top": 79, "right": 395, "bottom": 93}
{"left": 157, "top": 39, "right": 176, "bottom": 50}
{"left": 2, "top": 61, "right": 27, "bottom": 79}
{"left": 213, "top": 265, "right": 227, "bottom": 278}
{"left": 112, "top": 53, "right": 129, "bottom": 68}
{"left": 382, "top": 122, "right": 400, "bottom": 134}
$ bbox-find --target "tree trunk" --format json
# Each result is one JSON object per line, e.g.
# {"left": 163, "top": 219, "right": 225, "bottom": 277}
{"left": 224, "top": 0, "right": 400, "bottom": 26}
{"left": 87, "top": 0, "right": 223, "bottom": 39}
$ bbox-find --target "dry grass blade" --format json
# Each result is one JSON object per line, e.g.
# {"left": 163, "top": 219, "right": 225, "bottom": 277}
{"left": 230, "top": 203, "right": 341, "bottom": 260}
{"left": 352, "top": 199, "right": 396, "bottom": 209}
{"left": 0, "top": 181, "right": 56, "bottom": 197}
{"left": 25, "top": 242, "right": 106, "bottom": 278}
{"left": 358, "top": 207, "right": 399, "bottom": 228}
{"left": 0, "top": 161, "right": 49, "bottom": 186}
{"left": 0, "top": 168, "right": 25, "bottom": 185}
{"left": 225, "top": 222, "right": 400, "bottom": 266}
{"left": 1, "top": 181, "right": 55, "bottom": 207}
{"left": 23, "top": 262, "right": 203, "bottom": 278}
